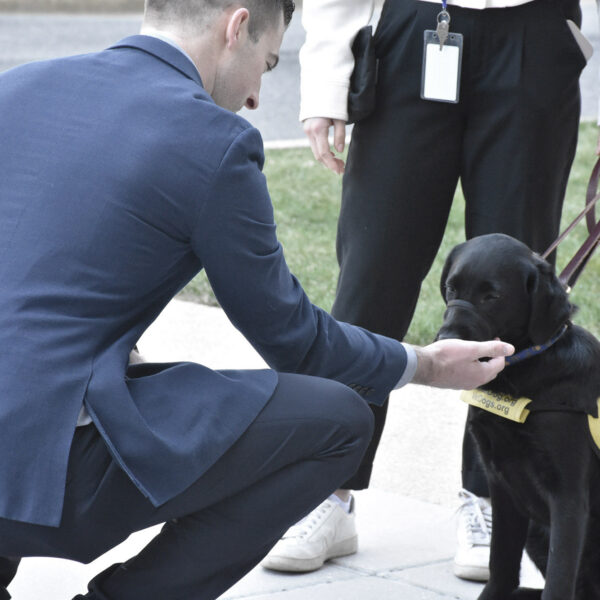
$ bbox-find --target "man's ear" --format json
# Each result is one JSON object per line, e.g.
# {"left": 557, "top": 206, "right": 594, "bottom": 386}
{"left": 225, "top": 8, "right": 250, "bottom": 50}
{"left": 527, "top": 254, "right": 574, "bottom": 344}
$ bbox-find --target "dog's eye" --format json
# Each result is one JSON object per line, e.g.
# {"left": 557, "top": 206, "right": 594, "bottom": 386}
{"left": 444, "top": 284, "right": 456, "bottom": 299}
{"left": 482, "top": 293, "right": 501, "bottom": 303}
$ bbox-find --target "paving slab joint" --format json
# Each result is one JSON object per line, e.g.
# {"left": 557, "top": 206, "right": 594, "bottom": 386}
{"left": 371, "top": 557, "right": 454, "bottom": 581}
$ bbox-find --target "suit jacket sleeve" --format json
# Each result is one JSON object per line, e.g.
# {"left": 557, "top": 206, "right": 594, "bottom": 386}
{"left": 191, "top": 126, "right": 407, "bottom": 404}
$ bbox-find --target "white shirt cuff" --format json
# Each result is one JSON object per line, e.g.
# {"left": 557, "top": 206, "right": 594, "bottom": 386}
{"left": 395, "top": 343, "right": 418, "bottom": 389}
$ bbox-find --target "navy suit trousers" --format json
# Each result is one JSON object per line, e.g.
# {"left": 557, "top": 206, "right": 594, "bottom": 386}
{"left": 0, "top": 373, "right": 373, "bottom": 600}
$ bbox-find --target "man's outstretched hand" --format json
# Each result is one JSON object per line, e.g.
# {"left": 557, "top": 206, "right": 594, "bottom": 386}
{"left": 411, "top": 339, "right": 514, "bottom": 390}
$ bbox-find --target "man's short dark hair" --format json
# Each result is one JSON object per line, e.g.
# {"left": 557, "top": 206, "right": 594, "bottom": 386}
{"left": 145, "top": 0, "right": 295, "bottom": 40}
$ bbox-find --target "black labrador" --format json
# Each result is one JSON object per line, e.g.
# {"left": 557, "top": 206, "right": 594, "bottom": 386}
{"left": 436, "top": 233, "right": 600, "bottom": 600}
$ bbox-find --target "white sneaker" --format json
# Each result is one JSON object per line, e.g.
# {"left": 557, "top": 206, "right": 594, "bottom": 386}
{"left": 261, "top": 495, "right": 358, "bottom": 572}
{"left": 454, "top": 489, "right": 492, "bottom": 581}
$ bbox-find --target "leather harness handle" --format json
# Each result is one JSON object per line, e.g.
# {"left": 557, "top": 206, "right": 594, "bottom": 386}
{"left": 542, "top": 157, "right": 600, "bottom": 290}
{"left": 585, "top": 156, "right": 600, "bottom": 234}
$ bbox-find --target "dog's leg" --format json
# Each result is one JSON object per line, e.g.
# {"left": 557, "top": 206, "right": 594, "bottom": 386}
{"left": 575, "top": 507, "right": 600, "bottom": 599}
{"left": 478, "top": 479, "right": 528, "bottom": 600}
{"left": 524, "top": 521, "right": 548, "bottom": 577}
{"left": 541, "top": 417, "right": 592, "bottom": 600}
{"left": 542, "top": 496, "right": 587, "bottom": 600}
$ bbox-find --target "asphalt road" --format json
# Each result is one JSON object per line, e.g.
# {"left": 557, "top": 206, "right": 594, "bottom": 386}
{"left": 0, "top": 5, "right": 599, "bottom": 142}
{"left": 0, "top": 11, "right": 306, "bottom": 141}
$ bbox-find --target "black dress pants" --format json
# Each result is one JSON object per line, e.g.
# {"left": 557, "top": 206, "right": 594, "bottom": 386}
{"left": 0, "top": 373, "right": 373, "bottom": 599}
{"left": 335, "top": 0, "right": 584, "bottom": 494}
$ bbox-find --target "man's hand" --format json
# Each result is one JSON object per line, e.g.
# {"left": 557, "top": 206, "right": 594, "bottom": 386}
{"left": 411, "top": 339, "right": 514, "bottom": 390}
{"left": 303, "top": 117, "right": 347, "bottom": 174}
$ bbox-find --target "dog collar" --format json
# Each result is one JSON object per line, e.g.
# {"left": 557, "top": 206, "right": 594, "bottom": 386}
{"left": 504, "top": 323, "right": 570, "bottom": 366}
{"left": 444, "top": 300, "right": 569, "bottom": 366}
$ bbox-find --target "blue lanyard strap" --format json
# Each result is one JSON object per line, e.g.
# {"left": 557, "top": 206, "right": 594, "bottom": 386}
{"left": 442, "top": 0, "right": 447, "bottom": 10}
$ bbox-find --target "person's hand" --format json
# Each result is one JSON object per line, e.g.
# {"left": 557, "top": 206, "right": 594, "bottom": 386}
{"left": 303, "top": 117, "right": 347, "bottom": 175}
{"left": 411, "top": 339, "right": 514, "bottom": 390}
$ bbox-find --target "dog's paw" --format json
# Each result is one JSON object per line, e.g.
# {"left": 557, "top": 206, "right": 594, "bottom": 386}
{"left": 478, "top": 585, "right": 510, "bottom": 600}
{"left": 478, "top": 584, "right": 541, "bottom": 600}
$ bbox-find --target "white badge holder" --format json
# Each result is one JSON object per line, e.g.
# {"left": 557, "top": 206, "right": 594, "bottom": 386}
{"left": 421, "top": 30, "right": 463, "bottom": 104}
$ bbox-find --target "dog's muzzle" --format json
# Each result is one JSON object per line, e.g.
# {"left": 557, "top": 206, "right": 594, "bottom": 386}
{"left": 446, "top": 299, "right": 477, "bottom": 312}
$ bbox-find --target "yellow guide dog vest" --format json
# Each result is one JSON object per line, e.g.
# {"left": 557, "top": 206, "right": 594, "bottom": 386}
{"left": 462, "top": 390, "right": 600, "bottom": 455}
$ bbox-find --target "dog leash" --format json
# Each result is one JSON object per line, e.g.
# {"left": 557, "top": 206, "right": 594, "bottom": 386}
{"left": 542, "top": 157, "right": 600, "bottom": 291}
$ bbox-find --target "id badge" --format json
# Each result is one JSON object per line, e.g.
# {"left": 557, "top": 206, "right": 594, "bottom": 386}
{"left": 421, "top": 30, "right": 463, "bottom": 104}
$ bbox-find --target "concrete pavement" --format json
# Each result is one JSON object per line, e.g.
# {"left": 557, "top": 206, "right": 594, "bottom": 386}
{"left": 11, "top": 490, "right": 485, "bottom": 600}
{"left": 0, "top": 11, "right": 307, "bottom": 141}
{"left": 8, "top": 298, "right": 544, "bottom": 599}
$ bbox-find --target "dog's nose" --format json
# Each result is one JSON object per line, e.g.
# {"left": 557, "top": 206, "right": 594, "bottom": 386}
{"left": 436, "top": 314, "right": 493, "bottom": 343}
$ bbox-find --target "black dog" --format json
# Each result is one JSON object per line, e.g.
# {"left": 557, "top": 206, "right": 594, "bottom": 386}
{"left": 436, "top": 233, "right": 600, "bottom": 600}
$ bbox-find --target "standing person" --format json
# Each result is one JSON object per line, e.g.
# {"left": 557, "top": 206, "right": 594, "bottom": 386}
{"left": 0, "top": 1, "right": 514, "bottom": 598}
{"left": 262, "top": 0, "right": 586, "bottom": 582}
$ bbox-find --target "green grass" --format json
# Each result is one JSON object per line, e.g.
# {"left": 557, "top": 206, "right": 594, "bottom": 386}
{"left": 181, "top": 122, "right": 600, "bottom": 345}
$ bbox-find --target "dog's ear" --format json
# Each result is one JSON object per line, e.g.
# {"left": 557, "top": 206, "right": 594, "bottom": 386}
{"left": 527, "top": 255, "right": 574, "bottom": 344}
{"left": 440, "top": 244, "right": 463, "bottom": 301}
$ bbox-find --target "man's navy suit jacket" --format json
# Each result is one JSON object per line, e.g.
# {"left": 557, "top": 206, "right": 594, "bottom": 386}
{"left": 0, "top": 36, "right": 408, "bottom": 527}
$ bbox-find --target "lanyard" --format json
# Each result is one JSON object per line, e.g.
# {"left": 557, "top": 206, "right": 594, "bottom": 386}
{"left": 442, "top": 0, "right": 447, "bottom": 9}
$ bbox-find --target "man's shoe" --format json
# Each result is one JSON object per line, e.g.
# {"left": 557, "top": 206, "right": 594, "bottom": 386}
{"left": 453, "top": 489, "right": 492, "bottom": 582}
{"left": 261, "top": 496, "right": 358, "bottom": 572}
